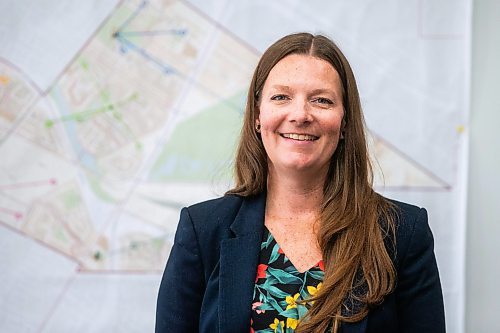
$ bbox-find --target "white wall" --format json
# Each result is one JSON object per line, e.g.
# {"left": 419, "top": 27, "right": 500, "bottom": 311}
{"left": 466, "top": 0, "right": 500, "bottom": 332}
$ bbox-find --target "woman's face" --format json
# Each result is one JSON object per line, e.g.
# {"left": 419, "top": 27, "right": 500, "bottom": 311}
{"left": 257, "top": 54, "right": 344, "bottom": 176}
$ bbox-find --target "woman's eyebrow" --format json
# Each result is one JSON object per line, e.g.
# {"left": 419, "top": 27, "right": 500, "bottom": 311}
{"left": 309, "top": 88, "right": 337, "bottom": 97}
{"left": 267, "top": 85, "right": 338, "bottom": 98}
{"left": 268, "top": 84, "right": 292, "bottom": 91}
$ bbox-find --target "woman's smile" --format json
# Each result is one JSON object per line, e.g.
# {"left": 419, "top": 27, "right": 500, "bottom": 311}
{"left": 279, "top": 133, "right": 319, "bottom": 141}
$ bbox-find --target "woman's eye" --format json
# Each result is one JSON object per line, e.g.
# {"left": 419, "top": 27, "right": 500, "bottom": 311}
{"left": 270, "top": 94, "right": 289, "bottom": 101}
{"left": 313, "top": 97, "right": 334, "bottom": 105}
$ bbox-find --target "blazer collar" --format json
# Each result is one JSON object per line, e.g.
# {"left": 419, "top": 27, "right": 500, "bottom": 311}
{"left": 219, "top": 192, "right": 266, "bottom": 333}
{"left": 229, "top": 192, "right": 266, "bottom": 236}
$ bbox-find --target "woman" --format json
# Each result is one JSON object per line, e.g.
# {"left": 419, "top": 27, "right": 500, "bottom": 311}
{"left": 156, "top": 33, "right": 445, "bottom": 333}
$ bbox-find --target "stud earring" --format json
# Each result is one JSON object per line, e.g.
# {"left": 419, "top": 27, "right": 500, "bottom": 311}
{"left": 255, "top": 124, "right": 261, "bottom": 133}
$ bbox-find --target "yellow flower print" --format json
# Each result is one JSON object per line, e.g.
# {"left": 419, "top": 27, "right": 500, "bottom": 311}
{"left": 306, "top": 282, "right": 323, "bottom": 305}
{"left": 269, "top": 318, "right": 285, "bottom": 332}
{"left": 286, "top": 317, "right": 298, "bottom": 329}
{"left": 307, "top": 282, "right": 323, "bottom": 296}
{"left": 285, "top": 293, "right": 300, "bottom": 310}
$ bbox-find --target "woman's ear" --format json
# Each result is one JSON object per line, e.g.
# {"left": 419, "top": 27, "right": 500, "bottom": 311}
{"left": 255, "top": 118, "right": 261, "bottom": 133}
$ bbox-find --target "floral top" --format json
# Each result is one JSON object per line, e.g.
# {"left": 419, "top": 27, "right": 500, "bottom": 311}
{"left": 250, "top": 227, "right": 325, "bottom": 333}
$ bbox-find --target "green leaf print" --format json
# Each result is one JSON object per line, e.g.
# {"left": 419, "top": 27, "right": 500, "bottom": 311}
{"left": 267, "top": 267, "right": 303, "bottom": 284}
{"left": 266, "top": 285, "right": 289, "bottom": 299}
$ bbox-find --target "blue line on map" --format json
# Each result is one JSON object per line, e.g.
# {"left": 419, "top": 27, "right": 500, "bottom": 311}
{"left": 117, "top": 0, "right": 149, "bottom": 33}
{"left": 115, "top": 34, "right": 176, "bottom": 75}
{"left": 111, "top": 1, "right": 243, "bottom": 113}
{"left": 119, "top": 29, "right": 188, "bottom": 37}
{"left": 119, "top": 44, "right": 128, "bottom": 54}
{"left": 115, "top": 33, "right": 243, "bottom": 112}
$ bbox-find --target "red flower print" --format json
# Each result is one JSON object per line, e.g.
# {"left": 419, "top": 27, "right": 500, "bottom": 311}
{"left": 255, "top": 264, "right": 268, "bottom": 282}
{"left": 318, "top": 260, "right": 325, "bottom": 271}
{"left": 278, "top": 247, "right": 284, "bottom": 254}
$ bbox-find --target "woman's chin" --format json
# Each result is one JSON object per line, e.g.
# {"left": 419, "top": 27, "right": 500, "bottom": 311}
{"left": 275, "top": 161, "right": 327, "bottom": 176}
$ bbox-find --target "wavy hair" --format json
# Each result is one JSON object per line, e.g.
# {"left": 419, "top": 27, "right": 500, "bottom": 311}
{"left": 227, "top": 32, "right": 397, "bottom": 332}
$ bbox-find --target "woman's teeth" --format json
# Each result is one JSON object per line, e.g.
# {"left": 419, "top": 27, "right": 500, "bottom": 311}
{"left": 281, "top": 133, "right": 318, "bottom": 141}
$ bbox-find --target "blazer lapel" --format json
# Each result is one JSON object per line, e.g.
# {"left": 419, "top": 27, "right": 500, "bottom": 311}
{"left": 219, "top": 193, "right": 266, "bottom": 333}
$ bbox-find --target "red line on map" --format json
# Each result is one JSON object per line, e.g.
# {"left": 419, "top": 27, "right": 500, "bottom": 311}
{"left": 0, "top": 178, "right": 57, "bottom": 190}
{"left": 0, "top": 207, "right": 23, "bottom": 220}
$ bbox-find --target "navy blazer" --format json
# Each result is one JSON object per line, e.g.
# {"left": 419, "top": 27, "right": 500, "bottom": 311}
{"left": 156, "top": 193, "right": 445, "bottom": 332}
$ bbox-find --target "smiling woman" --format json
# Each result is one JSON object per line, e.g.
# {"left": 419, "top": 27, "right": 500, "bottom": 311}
{"left": 155, "top": 33, "right": 445, "bottom": 333}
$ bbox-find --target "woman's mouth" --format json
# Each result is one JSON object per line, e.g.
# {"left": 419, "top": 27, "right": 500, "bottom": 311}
{"left": 280, "top": 133, "right": 319, "bottom": 141}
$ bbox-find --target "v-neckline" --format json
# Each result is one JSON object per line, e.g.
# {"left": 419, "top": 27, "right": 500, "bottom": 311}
{"left": 264, "top": 227, "right": 324, "bottom": 274}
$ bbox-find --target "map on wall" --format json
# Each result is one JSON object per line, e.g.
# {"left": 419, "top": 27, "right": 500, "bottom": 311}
{"left": 0, "top": 0, "right": 468, "bottom": 332}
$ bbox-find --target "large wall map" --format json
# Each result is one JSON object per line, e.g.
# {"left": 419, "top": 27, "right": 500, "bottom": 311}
{"left": 0, "top": 0, "right": 469, "bottom": 331}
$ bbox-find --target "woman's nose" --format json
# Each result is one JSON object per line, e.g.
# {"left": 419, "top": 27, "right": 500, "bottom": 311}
{"left": 288, "top": 99, "right": 313, "bottom": 124}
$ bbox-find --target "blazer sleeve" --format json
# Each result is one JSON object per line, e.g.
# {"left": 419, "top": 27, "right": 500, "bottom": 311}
{"left": 155, "top": 207, "right": 205, "bottom": 333}
{"left": 395, "top": 207, "right": 446, "bottom": 333}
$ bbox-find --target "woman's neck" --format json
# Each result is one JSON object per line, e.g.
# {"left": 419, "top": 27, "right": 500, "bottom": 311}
{"left": 265, "top": 165, "right": 326, "bottom": 222}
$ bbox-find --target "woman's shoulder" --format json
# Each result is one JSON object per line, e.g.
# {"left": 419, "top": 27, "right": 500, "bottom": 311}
{"left": 386, "top": 198, "right": 429, "bottom": 234}
{"left": 187, "top": 194, "right": 243, "bottom": 215}
{"left": 385, "top": 198, "right": 435, "bottom": 266}
{"left": 182, "top": 194, "right": 254, "bottom": 234}
{"left": 181, "top": 192, "right": 266, "bottom": 242}
{"left": 182, "top": 194, "right": 242, "bottom": 225}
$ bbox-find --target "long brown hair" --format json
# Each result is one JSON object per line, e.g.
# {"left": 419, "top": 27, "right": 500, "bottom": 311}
{"left": 227, "top": 32, "right": 397, "bottom": 332}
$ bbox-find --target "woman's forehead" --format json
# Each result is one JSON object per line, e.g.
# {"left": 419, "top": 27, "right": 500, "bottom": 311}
{"left": 263, "top": 54, "right": 341, "bottom": 93}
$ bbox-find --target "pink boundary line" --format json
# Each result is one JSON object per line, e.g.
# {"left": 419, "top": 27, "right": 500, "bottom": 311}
{"left": 0, "top": 220, "right": 82, "bottom": 266}
{"left": 0, "top": 57, "right": 46, "bottom": 143}
{"left": 0, "top": 220, "right": 166, "bottom": 275}
{"left": 370, "top": 130, "right": 452, "bottom": 191}
{"left": 0, "top": 57, "right": 45, "bottom": 96}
